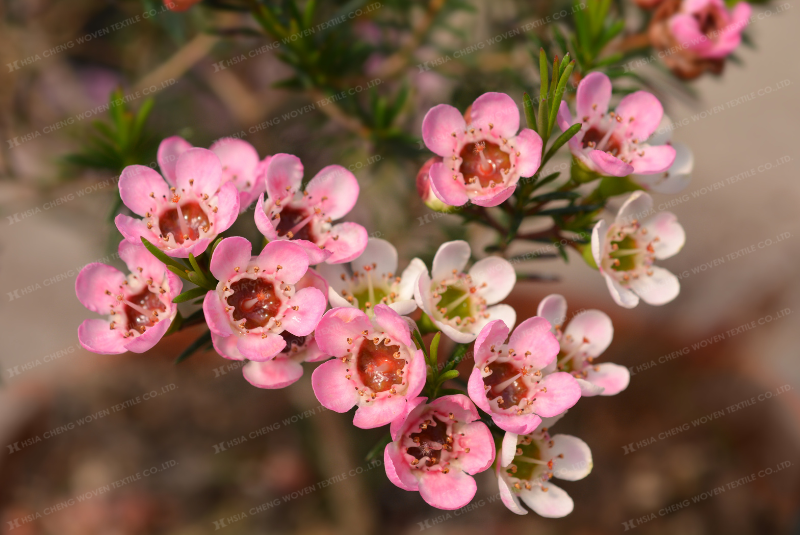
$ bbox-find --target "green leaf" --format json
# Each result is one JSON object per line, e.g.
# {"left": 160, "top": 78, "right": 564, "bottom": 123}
{"left": 166, "top": 265, "right": 193, "bottom": 283}
{"left": 175, "top": 330, "right": 212, "bottom": 364}
{"left": 532, "top": 172, "right": 561, "bottom": 191}
{"left": 445, "top": 343, "right": 469, "bottom": 371}
{"left": 141, "top": 237, "right": 187, "bottom": 271}
{"left": 411, "top": 328, "right": 430, "bottom": 361}
{"left": 173, "top": 286, "right": 209, "bottom": 303}
{"left": 438, "top": 370, "right": 459, "bottom": 383}
{"left": 131, "top": 98, "right": 154, "bottom": 145}
{"left": 522, "top": 92, "right": 537, "bottom": 132}
{"left": 542, "top": 123, "right": 581, "bottom": 167}
{"left": 164, "top": 311, "right": 183, "bottom": 336}
{"left": 549, "top": 61, "right": 575, "bottom": 136}
{"left": 530, "top": 191, "right": 581, "bottom": 203}
{"left": 429, "top": 332, "right": 442, "bottom": 368}
{"left": 538, "top": 48, "right": 549, "bottom": 102}
{"left": 365, "top": 433, "right": 392, "bottom": 461}
{"left": 209, "top": 236, "right": 224, "bottom": 258}
{"left": 188, "top": 253, "right": 216, "bottom": 289}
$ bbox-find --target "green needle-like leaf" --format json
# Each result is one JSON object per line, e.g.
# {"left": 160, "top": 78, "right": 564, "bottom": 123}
{"left": 542, "top": 123, "right": 581, "bottom": 167}
{"left": 173, "top": 286, "right": 209, "bottom": 304}
{"left": 523, "top": 92, "right": 537, "bottom": 132}
{"left": 141, "top": 237, "right": 187, "bottom": 271}
{"left": 175, "top": 330, "right": 212, "bottom": 364}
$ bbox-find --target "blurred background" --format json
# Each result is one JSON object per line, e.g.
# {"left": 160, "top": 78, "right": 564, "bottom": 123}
{"left": 1, "top": 0, "right": 799, "bottom": 533}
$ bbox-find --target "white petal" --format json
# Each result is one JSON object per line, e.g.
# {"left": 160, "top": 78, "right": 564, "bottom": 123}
{"left": 615, "top": 191, "right": 654, "bottom": 226}
{"left": 328, "top": 287, "right": 353, "bottom": 309}
{"left": 316, "top": 262, "right": 349, "bottom": 295}
{"left": 605, "top": 275, "right": 639, "bottom": 309}
{"left": 519, "top": 482, "right": 574, "bottom": 518}
{"left": 563, "top": 310, "right": 613, "bottom": 359}
{"left": 497, "top": 473, "right": 528, "bottom": 515}
{"left": 432, "top": 240, "right": 471, "bottom": 281}
{"left": 388, "top": 300, "right": 417, "bottom": 315}
{"left": 629, "top": 266, "right": 680, "bottom": 306}
{"left": 478, "top": 304, "right": 516, "bottom": 332}
{"left": 500, "top": 432, "right": 519, "bottom": 467}
{"left": 642, "top": 212, "right": 685, "bottom": 260}
{"left": 353, "top": 238, "right": 398, "bottom": 277}
{"left": 591, "top": 220, "right": 608, "bottom": 267}
{"left": 547, "top": 435, "right": 593, "bottom": 481}
{"left": 470, "top": 256, "right": 516, "bottom": 304}
{"left": 398, "top": 258, "right": 426, "bottom": 300}
{"left": 537, "top": 294, "right": 567, "bottom": 333}
{"left": 577, "top": 378, "right": 605, "bottom": 397}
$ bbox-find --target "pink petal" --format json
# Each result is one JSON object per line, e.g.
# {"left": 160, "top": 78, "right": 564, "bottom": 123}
{"left": 519, "top": 482, "right": 573, "bottom": 518}
{"left": 473, "top": 319, "right": 510, "bottom": 367}
{"left": 536, "top": 294, "right": 567, "bottom": 332}
{"left": 321, "top": 222, "right": 368, "bottom": 264}
{"left": 629, "top": 266, "right": 680, "bottom": 306}
{"left": 157, "top": 136, "right": 193, "bottom": 185}
{"left": 311, "top": 358, "right": 358, "bottom": 412}
{"left": 75, "top": 263, "right": 125, "bottom": 313}
{"left": 257, "top": 240, "right": 309, "bottom": 284}
{"left": 301, "top": 337, "right": 329, "bottom": 363}
{"left": 314, "top": 307, "right": 372, "bottom": 357}
{"left": 429, "top": 162, "right": 468, "bottom": 206}
{"left": 124, "top": 315, "right": 171, "bottom": 353}
{"left": 500, "top": 431, "right": 519, "bottom": 467}
{"left": 212, "top": 182, "right": 241, "bottom": 234}
{"left": 429, "top": 394, "right": 480, "bottom": 423}
{"left": 266, "top": 153, "right": 304, "bottom": 203}
{"left": 243, "top": 358, "right": 304, "bottom": 389}
{"left": 514, "top": 129, "right": 543, "bottom": 178}
{"left": 422, "top": 104, "right": 466, "bottom": 157}
{"left": 432, "top": 240, "right": 470, "bottom": 281}
{"left": 643, "top": 211, "right": 685, "bottom": 260}
{"left": 529, "top": 372, "right": 581, "bottom": 417}
{"left": 576, "top": 72, "right": 612, "bottom": 120}
{"left": 209, "top": 236, "right": 252, "bottom": 281}
{"left": 115, "top": 214, "right": 158, "bottom": 246}
{"left": 353, "top": 395, "right": 407, "bottom": 429}
{"left": 615, "top": 91, "right": 664, "bottom": 141}
{"left": 254, "top": 194, "right": 279, "bottom": 240}
{"left": 78, "top": 318, "right": 127, "bottom": 354}
{"left": 390, "top": 396, "right": 427, "bottom": 441}
{"left": 471, "top": 185, "right": 516, "bottom": 207}
{"left": 588, "top": 150, "right": 634, "bottom": 177}
{"left": 556, "top": 101, "right": 574, "bottom": 134}
{"left": 631, "top": 144, "right": 676, "bottom": 175}
{"left": 306, "top": 165, "right": 359, "bottom": 220}
{"left": 405, "top": 349, "right": 427, "bottom": 399}
{"left": 469, "top": 92, "right": 520, "bottom": 139}
{"left": 669, "top": 14, "right": 712, "bottom": 54}
{"left": 563, "top": 310, "right": 613, "bottom": 359}
{"left": 175, "top": 148, "right": 222, "bottom": 199}
{"left": 470, "top": 257, "right": 516, "bottom": 305}
{"left": 210, "top": 138, "right": 260, "bottom": 188}
{"left": 457, "top": 421, "right": 496, "bottom": 474}
{"left": 418, "top": 470, "right": 477, "bottom": 510}
{"left": 584, "top": 362, "right": 630, "bottom": 396}
{"left": 492, "top": 412, "right": 542, "bottom": 435}
{"left": 203, "top": 291, "right": 234, "bottom": 336}
{"left": 467, "top": 367, "right": 492, "bottom": 413}
{"left": 118, "top": 165, "right": 169, "bottom": 217}
{"left": 294, "top": 239, "right": 334, "bottom": 265}
{"left": 384, "top": 443, "right": 419, "bottom": 491}
{"left": 372, "top": 304, "right": 412, "bottom": 347}
{"left": 184, "top": 238, "right": 213, "bottom": 258}
{"left": 297, "top": 267, "right": 329, "bottom": 296}
{"left": 548, "top": 434, "right": 593, "bottom": 480}
{"left": 118, "top": 241, "right": 172, "bottom": 289}
{"left": 236, "top": 332, "right": 286, "bottom": 361}
{"left": 211, "top": 331, "right": 243, "bottom": 361}
{"left": 281, "top": 287, "right": 326, "bottom": 336}
{"left": 508, "top": 317, "right": 560, "bottom": 370}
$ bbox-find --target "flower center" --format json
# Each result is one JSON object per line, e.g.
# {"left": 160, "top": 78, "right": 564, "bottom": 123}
{"left": 226, "top": 278, "right": 282, "bottom": 329}
{"left": 693, "top": 5, "right": 725, "bottom": 35}
{"left": 437, "top": 285, "right": 472, "bottom": 320}
{"left": 280, "top": 331, "right": 307, "bottom": 354}
{"left": 507, "top": 440, "right": 543, "bottom": 481}
{"left": 357, "top": 340, "right": 404, "bottom": 392}
{"left": 581, "top": 126, "right": 623, "bottom": 155}
{"left": 276, "top": 206, "right": 315, "bottom": 241}
{"left": 123, "top": 288, "right": 166, "bottom": 333}
{"left": 484, "top": 361, "right": 528, "bottom": 408}
{"left": 158, "top": 202, "right": 210, "bottom": 244}
{"left": 460, "top": 141, "right": 511, "bottom": 188}
{"left": 609, "top": 234, "right": 640, "bottom": 271}
{"left": 407, "top": 415, "right": 451, "bottom": 467}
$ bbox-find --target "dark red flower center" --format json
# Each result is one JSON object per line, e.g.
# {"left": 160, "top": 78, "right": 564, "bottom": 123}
{"left": 484, "top": 361, "right": 528, "bottom": 407}
{"left": 226, "top": 278, "right": 281, "bottom": 330}
{"left": 460, "top": 141, "right": 511, "bottom": 188}
{"left": 581, "top": 126, "right": 623, "bottom": 155}
{"left": 357, "top": 340, "right": 404, "bottom": 392}
{"left": 276, "top": 207, "right": 315, "bottom": 241}
{"left": 124, "top": 288, "right": 166, "bottom": 333}
{"left": 407, "top": 415, "right": 450, "bottom": 467}
{"left": 158, "top": 202, "right": 210, "bottom": 244}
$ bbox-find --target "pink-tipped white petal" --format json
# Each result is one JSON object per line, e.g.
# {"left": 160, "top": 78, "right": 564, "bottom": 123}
{"left": 629, "top": 266, "right": 680, "bottom": 306}
{"left": 519, "top": 482, "right": 573, "bottom": 518}
{"left": 498, "top": 473, "right": 528, "bottom": 515}
{"left": 354, "top": 238, "right": 398, "bottom": 277}
{"left": 254, "top": 194, "right": 279, "bottom": 240}
{"left": 563, "top": 310, "right": 613, "bottom": 359}
{"left": 605, "top": 275, "right": 640, "bottom": 308}
{"left": 432, "top": 240, "right": 471, "bottom": 281}
{"left": 616, "top": 191, "right": 654, "bottom": 226}
{"left": 643, "top": 212, "right": 685, "bottom": 259}
{"left": 500, "top": 432, "right": 519, "bottom": 467}
{"left": 537, "top": 294, "right": 567, "bottom": 333}
{"left": 548, "top": 434, "right": 593, "bottom": 481}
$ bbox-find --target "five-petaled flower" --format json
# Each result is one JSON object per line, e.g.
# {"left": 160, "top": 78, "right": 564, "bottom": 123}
{"left": 255, "top": 153, "right": 368, "bottom": 265}
{"left": 76, "top": 241, "right": 182, "bottom": 354}
{"left": 384, "top": 395, "right": 495, "bottom": 510}
{"left": 497, "top": 417, "right": 592, "bottom": 517}
{"left": 204, "top": 237, "right": 327, "bottom": 362}
{"left": 311, "top": 305, "right": 426, "bottom": 429}
{"left": 422, "top": 92, "right": 543, "bottom": 207}
{"left": 467, "top": 318, "right": 581, "bottom": 435}
{"left": 537, "top": 294, "right": 630, "bottom": 397}
{"left": 115, "top": 148, "right": 240, "bottom": 258}
{"left": 557, "top": 72, "right": 676, "bottom": 178}
{"left": 317, "top": 238, "right": 426, "bottom": 316}
{"left": 158, "top": 136, "right": 271, "bottom": 213}
{"left": 414, "top": 240, "right": 516, "bottom": 343}
{"left": 591, "top": 191, "right": 686, "bottom": 308}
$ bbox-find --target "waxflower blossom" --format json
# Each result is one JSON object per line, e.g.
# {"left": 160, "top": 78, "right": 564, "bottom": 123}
{"left": 317, "top": 238, "right": 426, "bottom": 316}
{"left": 422, "top": 92, "right": 543, "bottom": 207}
{"left": 632, "top": 117, "right": 693, "bottom": 193}
{"left": 204, "top": 237, "right": 327, "bottom": 362}
{"left": 255, "top": 153, "right": 368, "bottom": 265}
{"left": 76, "top": 241, "right": 182, "bottom": 354}
{"left": 557, "top": 72, "right": 676, "bottom": 178}
{"left": 649, "top": 0, "right": 751, "bottom": 80}
{"left": 211, "top": 269, "right": 331, "bottom": 389}
{"left": 384, "top": 395, "right": 495, "bottom": 510}
{"left": 467, "top": 318, "right": 581, "bottom": 435}
{"left": 537, "top": 294, "right": 630, "bottom": 397}
{"left": 311, "top": 305, "right": 426, "bottom": 429}
{"left": 115, "top": 148, "right": 239, "bottom": 258}
{"left": 591, "top": 191, "right": 686, "bottom": 308}
{"left": 497, "top": 418, "right": 592, "bottom": 517}
{"left": 158, "top": 136, "right": 271, "bottom": 212}
{"left": 414, "top": 240, "right": 516, "bottom": 343}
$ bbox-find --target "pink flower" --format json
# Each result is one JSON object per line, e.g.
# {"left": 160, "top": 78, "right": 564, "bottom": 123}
{"left": 204, "top": 237, "right": 327, "bottom": 362}
{"left": 632, "top": 117, "right": 694, "bottom": 194}
{"left": 537, "top": 294, "right": 630, "bottom": 397}
{"left": 311, "top": 305, "right": 426, "bottom": 429}
{"left": 76, "top": 241, "right": 182, "bottom": 354}
{"left": 557, "top": 72, "right": 676, "bottom": 177}
{"left": 414, "top": 240, "right": 516, "bottom": 343}
{"left": 668, "top": 0, "right": 751, "bottom": 60}
{"left": 317, "top": 238, "right": 426, "bottom": 316}
{"left": 467, "top": 318, "right": 581, "bottom": 435}
{"left": 115, "top": 148, "right": 239, "bottom": 258}
{"left": 422, "top": 92, "right": 543, "bottom": 207}
{"left": 384, "top": 395, "right": 495, "bottom": 510}
{"left": 497, "top": 418, "right": 592, "bottom": 517}
{"left": 212, "top": 269, "right": 332, "bottom": 389}
{"left": 591, "top": 191, "right": 686, "bottom": 308}
{"left": 254, "top": 154, "right": 368, "bottom": 265}
{"left": 158, "top": 136, "right": 271, "bottom": 212}
{"left": 416, "top": 157, "right": 452, "bottom": 212}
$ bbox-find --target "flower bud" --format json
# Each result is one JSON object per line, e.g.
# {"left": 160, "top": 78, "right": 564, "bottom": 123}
{"left": 416, "top": 157, "right": 452, "bottom": 212}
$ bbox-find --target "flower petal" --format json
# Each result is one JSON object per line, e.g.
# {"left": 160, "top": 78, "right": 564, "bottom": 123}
{"left": 75, "top": 263, "right": 126, "bottom": 313}
{"left": 422, "top": 104, "right": 466, "bottom": 157}
{"left": 458, "top": 421, "right": 496, "bottom": 474}
{"left": 175, "top": 148, "right": 222, "bottom": 198}
{"left": 616, "top": 191, "right": 653, "bottom": 225}
{"left": 373, "top": 304, "right": 412, "bottom": 347}
{"left": 237, "top": 332, "right": 286, "bottom": 361}
{"left": 211, "top": 331, "right": 243, "bottom": 361}
{"left": 78, "top": 319, "right": 127, "bottom": 354}
{"left": 244, "top": 358, "right": 304, "bottom": 389}
{"left": 209, "top": 236, "right": 252, "bottom": 282}
{"left": 563, "top": 310, "right": 613, "bottom": 359}
{"left": 322, "top": 222, "right": 369, "bottom": 264}
{"left": 398, "top": 258, "right": 427, "bottom": 301}
{"left": 124, "top": 316, "right": 171, "bottom": 353}
{"left": 210, "top": 138, "right": 260, "bottom": 189}
{"left": 473, "top": 319, "right": 510, "bottom": 367}
{"left": 353, "top": 238, "right": 398, "bottom": 278}
{"left": 212, "top": 182, "right": 240, "bottom": 234}
{"left": 306, "top": 165, "right": 359, "bottom": 220}
{"left": 203, "top": 291, "right": 234, "bottom": 336}
{"left": 631, "top": 144, "right": 676, "bottom": 175}
{"left": 471, "top": 185, "right": 516, "bottom": 207}
{"left": 467, "top": 367, "right": 492, "bottom": 413}
{"left": 281, "top": 287, "right": 326, "bottom": 337}
{"left": 257, "top": 240, "right": 309, "bottom": 284}
{"left": 497, "top": 473, "right": 528, "bottom": 515}
{"left": 353, "top": 395, "right": 407, "bottom": 429}
{"left": 500, "top": 432, "right": 518, "bottom": 467}
{"left": 537, "top": 294, "right": 567, "bottom": 333}
{"left": 432, "top": 240, "right": 470, "bottom": 281}
{"left": 528, "top": 372, "right": 581, "bottom": 417}
{"left": 470, "top": 257, "right": 516, "bottom": 305}
{"left": 629, "top": 266, "right": 680, "bottom": 306}
{"left": 254, "top": 194, "right": 279, "bottom": 240}
{"left": 548, "top": 434, "right": 593, "bottom": 481}
{"left": 492, "top": 412, "right": 542, "bottom": 435}
{"left": 469, "top": 92, "right": 520, "bottom": 139}
{"left": 514, "top": 128, "right": 543, "bottom": 178}
{"left": 314, "top": 307, "right": 372, "bottom": 357}
{"left": 385, "top": 443, "right": 419, "bottom": 491}
{"left": 643, "top": 211, "right": 685, "bottom": 259}
{"left": 615, "top": 91, "right": 664, "bottom": 141}
{"left": 311, "top": 358, "right": 358, "bottom": 412}
{"left": 508, "top": 317, "right": 560, "bottom": 370}
{"left": 588, "top": 150, "right": 634, "bottom": 177}
{"left": 115, "top": 214, "right": 158, "bottom": 247}
{"left": 429, "top": 161, "right": 469, "bottom": 206}
{"left": 266, "top": 153, "right": 304, "bottom": 203}
{"left": 605, "top": 275, "right": 640, "bottom": 308}
{"left": 584, "top": 362, "right": 630, "bottom": 396}
{"left": 519, "top": 481, "right": 573, "bottom": 518}
{"left": 418, "top": 470, "right": 477, "bottom": 510}
{"left": 576, "top": 71, "right": 612, "bottom": 120}
{"left": 118, "top": 165, "right": 169, "bottom": 217}
{"left": 157, "top": 136, "right": 192, "bottom": 185}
